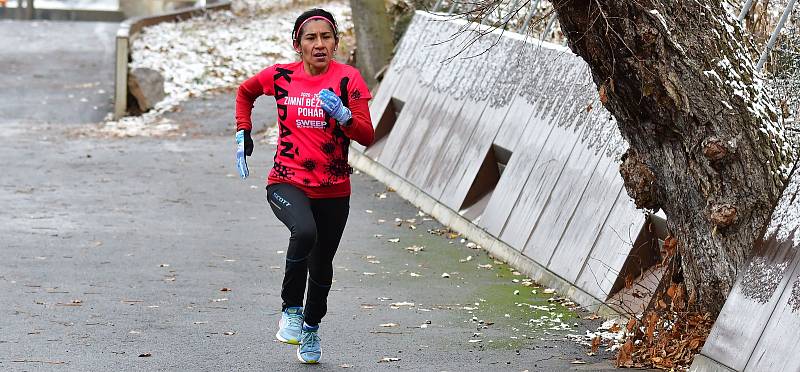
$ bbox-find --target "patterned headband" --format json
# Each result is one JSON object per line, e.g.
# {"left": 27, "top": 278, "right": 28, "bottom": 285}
{"left": 294, "top": 16, "right": 337, "bottom": 41}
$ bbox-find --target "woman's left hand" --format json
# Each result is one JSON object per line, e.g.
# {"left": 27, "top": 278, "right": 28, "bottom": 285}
{"left": 319, "top": 89, "right": 352, "bottom": 125}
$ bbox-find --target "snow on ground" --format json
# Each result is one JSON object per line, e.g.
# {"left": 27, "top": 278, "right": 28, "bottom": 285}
{"left": 567, "top": 318, "right": 629, "bottom": 353}
{"left": 94, "top": 0, "right": 350, "bottom": 137}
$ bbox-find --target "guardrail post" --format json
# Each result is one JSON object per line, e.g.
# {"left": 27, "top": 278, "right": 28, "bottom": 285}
{"left": 114, "top": 25, "right": 130, "bottom": 120}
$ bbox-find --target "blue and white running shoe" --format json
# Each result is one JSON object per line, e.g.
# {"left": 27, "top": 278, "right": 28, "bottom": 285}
{"left": 275, "top": 307, "right": 303, "bottom": 345}
{"left": 297, "top": 324, "right": 321, "bottom": 364}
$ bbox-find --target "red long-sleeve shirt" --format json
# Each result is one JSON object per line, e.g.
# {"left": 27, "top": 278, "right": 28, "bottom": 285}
{"left": 235, "top": 60, "right": 374, "bottom": 198}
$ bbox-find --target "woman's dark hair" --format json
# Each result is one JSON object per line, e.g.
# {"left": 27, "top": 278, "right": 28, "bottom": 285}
{"left": 292, "top": 8, "right": 339, "bottom": 45}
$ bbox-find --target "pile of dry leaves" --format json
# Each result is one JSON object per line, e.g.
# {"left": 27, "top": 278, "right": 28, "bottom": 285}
{"left": 613, "top": 284, "right": 715, "bottom": 369}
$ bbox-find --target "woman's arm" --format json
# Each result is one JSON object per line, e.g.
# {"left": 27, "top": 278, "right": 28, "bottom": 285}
{"left": 341, "top": 98, "right": 374, "bottom": 146}
{"left": 235, "top": 71, "right": 270, "bottom": 132}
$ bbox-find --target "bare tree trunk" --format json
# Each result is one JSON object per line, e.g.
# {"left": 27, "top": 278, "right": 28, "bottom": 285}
{"left": 552, "top": 0, "right": 795, "bottom": 314}
{"left": 349, "top": 0, "right": 394, "bottom": 88}
{"left": 25, "top": 0, "right": 33, "bottom": 19}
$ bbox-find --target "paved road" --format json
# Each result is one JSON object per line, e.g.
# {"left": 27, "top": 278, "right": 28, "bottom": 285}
{"left": 0, "top": 20, "right": 116, "bottom": 125}
{"left": 0, "top": 20, "right": 619, "bottom": 371}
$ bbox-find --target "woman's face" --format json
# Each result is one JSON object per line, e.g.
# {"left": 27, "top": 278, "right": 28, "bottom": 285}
{"left": 297, "top": 20, "right": 337, "bottom": 74}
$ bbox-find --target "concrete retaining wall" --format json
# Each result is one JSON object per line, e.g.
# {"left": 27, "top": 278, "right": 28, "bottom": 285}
{"left": 352, "top": 12, "right": 653, "bottom": 310}
{"left": 114, "top": 1, "right": 231, "bottom": 119}
{"left": 0, "top": 7, "right": 124, "bottom": 21}
{"left": 691, "top": 169, "right": 800, "bottom": 372}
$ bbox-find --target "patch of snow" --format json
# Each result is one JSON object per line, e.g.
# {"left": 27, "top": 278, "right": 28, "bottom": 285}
{"left": 567, "top": 318, "right": 629, "bottom": 352}
{"left": 97, "top": 1, "right": 350, "bottom": 136}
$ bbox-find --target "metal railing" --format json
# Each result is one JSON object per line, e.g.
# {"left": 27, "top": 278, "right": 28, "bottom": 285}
{"left": 429, "top": 0, "right": 798, "bottom": 70}
{"left": 738, "top": 0, "right": 798, "bottom": 70}
{"left": 113, "top": 1, "right": 231, "bottom": 119}
{"left": 430, "top": 0, "right": 559, "bottom": 41}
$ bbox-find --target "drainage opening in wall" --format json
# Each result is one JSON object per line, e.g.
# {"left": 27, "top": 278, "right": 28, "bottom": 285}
{"left": 606, "top": 212, "right": 668, "bottom": 315}
{"left": 365, "top": 97, "right": 404, "bottom": 158}
{"left": 459, "top": 144, "right": 512, "bottom": 222}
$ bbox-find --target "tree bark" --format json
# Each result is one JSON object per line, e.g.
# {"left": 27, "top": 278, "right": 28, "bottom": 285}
{"left": 349, "top": 0, "right": 395, "bottom": 88}
{"left": 552, "top": 0, "right": 795, "bottom": 315}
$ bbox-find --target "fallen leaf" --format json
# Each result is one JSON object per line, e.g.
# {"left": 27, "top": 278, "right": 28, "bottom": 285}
{"left": 624, "top": 274, "right": 634, "bottom": 289}
{"left": 591, "top": 336, "right": 601, "bottom": 353}
{"left": 662, "top": 235, "right": 677, "bottom": 264}
{"left": 599, "top": 84, "right": 608, "bottom": 104}
{"left": 405, "top": 245, "right": 423, "bottom": 252}
{"left": 220, "top": 288, "right": 231, "bottom": 292}
{"left": 626, "top": 318, "right": 636, "bottom": 333}
{"left": 645, "top": 311, "right": 658, "bottom": 343}
{"left": 616, "top": 339, "right": 633, "bottom": 367}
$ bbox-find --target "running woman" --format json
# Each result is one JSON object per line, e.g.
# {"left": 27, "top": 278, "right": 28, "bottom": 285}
{"left": 233, "top": 8, "right": 374, "bottom": 364}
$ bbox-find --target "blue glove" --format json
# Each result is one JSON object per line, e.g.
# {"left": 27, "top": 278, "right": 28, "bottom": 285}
{"left": 235, "top": 130, "right": 249, "bottom": 180}
{"left": 319, "top": 89, "right": 352, "bottom": 125}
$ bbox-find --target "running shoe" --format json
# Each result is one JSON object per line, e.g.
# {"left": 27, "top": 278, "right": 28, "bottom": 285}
{"left": 296, "top": 324, "right": 321, "bottom": 364}
{"left": 275, "top": 307, "right": 303, "bottom": 345}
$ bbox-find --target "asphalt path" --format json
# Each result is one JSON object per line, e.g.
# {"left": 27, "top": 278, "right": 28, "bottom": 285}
{"left": 0, "top": 19, "right": 620, "bottom": 371}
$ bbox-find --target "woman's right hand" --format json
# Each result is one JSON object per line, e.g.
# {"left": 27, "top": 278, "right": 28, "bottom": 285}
{"left": 235, "top": 130, "right": 253, "bottom": 179}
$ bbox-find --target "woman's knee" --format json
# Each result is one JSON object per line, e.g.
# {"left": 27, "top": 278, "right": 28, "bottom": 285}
{"left": 291, "top": 224, "right": 317, "bottom": 246}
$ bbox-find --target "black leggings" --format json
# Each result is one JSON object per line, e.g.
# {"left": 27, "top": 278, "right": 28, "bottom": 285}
{"left": 266, "top": 183, "right": 349, "bottom": 326}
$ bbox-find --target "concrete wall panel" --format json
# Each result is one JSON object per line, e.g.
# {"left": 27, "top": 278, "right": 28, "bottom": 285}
{"left": 362, "top": 11, "right": 645, "bottom": 309}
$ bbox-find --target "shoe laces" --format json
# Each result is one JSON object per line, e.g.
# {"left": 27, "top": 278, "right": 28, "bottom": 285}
{"left": 301, "top": 328, "right": 320, "bottom": 350}
{"left": 287, "top": 313, "right": 303, "bottom": 330}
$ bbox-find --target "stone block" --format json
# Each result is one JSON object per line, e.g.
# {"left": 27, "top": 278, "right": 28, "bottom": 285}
{"left": 128, "top": 67, "right": 165, "bottom": 113}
